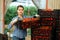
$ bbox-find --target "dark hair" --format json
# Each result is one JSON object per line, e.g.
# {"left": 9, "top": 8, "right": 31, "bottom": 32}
{"left": 17, "top": 5, "right": 24, "bottom": 10}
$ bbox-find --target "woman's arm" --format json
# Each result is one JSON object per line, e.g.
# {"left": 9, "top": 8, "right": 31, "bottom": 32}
{"left": 7, "top": 17, "right": 18, "bottom": 30}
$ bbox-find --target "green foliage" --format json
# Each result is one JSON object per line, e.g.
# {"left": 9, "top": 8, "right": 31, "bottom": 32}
{"left": 29, "top": 7, "right": 38, "bottom": 16}
{"left": 4, "top": 28, "right": 10, "bottom": 34}
{"left": 27, "top": 28, "right": 31, "bottom": 35}
{"left": 5, "top": 6, "right": 17, "bottom": 24}
{"left": 24, "top": 7, "right": 28, "bottom": 15}
{"left": 5, "top": 6, "right": 37, "bottom": 24}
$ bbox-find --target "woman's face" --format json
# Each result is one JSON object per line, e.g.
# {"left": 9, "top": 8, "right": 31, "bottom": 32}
{"left": 17, "top": 7, "right": 24, "bottom": 16}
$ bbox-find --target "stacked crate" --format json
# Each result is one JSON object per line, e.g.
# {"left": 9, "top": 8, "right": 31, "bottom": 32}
{"left": 54, "top": 10, "right": 60, "bottom": 40}
{"left": 31, "top": 10, "right": 56, "bottom": 40}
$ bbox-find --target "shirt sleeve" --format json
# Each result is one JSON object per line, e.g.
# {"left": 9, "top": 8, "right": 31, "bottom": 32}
{"left": 7, "top": 17, "right": 16, "bottom": 30}
{"left": 7, "top": 23, "right": 12, "bottom": 30}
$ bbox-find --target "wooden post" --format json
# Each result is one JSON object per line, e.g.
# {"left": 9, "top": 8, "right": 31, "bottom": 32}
{"left": 46, "top": 0, "right": 48, "bottom": 10}
{"left": 2, "top": 0, "right": 5, "bottom": 34}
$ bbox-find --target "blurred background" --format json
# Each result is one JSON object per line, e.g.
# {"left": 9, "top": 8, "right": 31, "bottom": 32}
{"left": 0, "top": 0, "right": 60, "bottom": 40}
